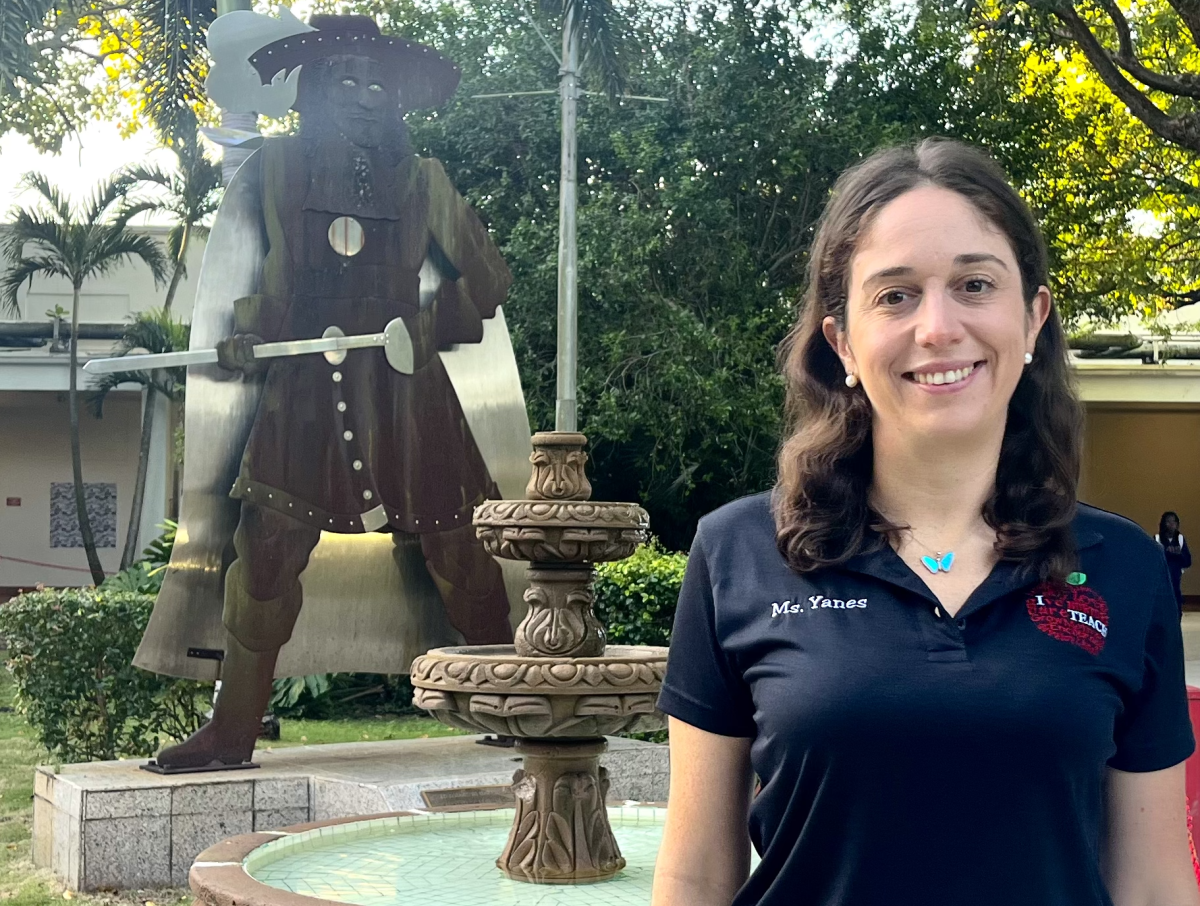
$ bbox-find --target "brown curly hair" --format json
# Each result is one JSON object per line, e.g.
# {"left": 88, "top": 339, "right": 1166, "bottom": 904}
{"left": 773, "top": 138, "right": 1082, "bottom": 579}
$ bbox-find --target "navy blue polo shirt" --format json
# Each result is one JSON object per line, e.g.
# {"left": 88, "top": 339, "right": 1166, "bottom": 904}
{"left": 658, "top": 492, "right": 1194, "bottom": 906}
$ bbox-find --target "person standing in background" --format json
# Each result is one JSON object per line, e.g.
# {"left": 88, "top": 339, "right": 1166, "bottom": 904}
{"left": 1158, "top": 511, "right": 1192, "bottom": 615}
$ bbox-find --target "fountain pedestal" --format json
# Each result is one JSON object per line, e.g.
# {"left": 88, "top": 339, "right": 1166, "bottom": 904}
{"left": 410, "top": 431, "right": 667, "bottom": 884}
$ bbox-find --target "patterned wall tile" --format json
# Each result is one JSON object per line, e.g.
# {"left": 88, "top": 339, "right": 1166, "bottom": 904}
{"left": 50, "top": 482, "right": 117, "bottom": 548}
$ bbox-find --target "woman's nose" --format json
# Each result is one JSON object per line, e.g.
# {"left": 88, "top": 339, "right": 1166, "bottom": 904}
{"left": 914, "top": 284, "right": 965, "bottom": 347}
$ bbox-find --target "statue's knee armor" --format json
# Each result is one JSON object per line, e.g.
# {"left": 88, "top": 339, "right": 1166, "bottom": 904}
{"left": 222, "top": 503, "right": 321, "bottom": 651}
{"left": 222, "top": 559, "right": 305, "bottom": 652}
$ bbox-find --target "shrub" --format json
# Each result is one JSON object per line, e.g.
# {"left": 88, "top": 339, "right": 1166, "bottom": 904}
{"left": 270, "top": 672, "right": 419, "bottom": 719}
{"left": 0, "top": 588, "right": 210, "bottom": 762}
{"left": 271, "top": 544, "right": 689, "bottom": 723}
{"left": 99, "top": 520, "right": 176, "bottom": 595}
{"left": 594, "top": 540, "right": 688, "bottom": 647}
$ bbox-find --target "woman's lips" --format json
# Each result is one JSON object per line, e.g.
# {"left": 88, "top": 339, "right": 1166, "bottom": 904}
{"left": 903, "top": 361, "right": 985, "bottom": 391}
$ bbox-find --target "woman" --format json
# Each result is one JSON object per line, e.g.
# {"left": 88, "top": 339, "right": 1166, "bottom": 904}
{"left": 1157, "top": 511, "right": 1192, "bottom": 614}
{"left": 651, "top": 140, "right": 1197, "bottom": 906}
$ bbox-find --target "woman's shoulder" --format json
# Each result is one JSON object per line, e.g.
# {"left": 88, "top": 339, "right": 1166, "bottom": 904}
{"left": 1075, "top": 503, "right": 1166, "bottom": 568}
{"left": 696, "top": 491, "right": 775, "bottom": 539}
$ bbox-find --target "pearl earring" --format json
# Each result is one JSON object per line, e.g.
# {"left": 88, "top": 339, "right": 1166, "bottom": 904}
{"left": 1024, "top": 352, "right": 1033, "bottom": 365}
{"left": 845, "top": 373, "right": 859, "bottom": 388}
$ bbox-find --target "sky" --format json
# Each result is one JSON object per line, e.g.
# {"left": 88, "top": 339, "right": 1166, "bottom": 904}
{"left": 0, "top": 121, "right": 182, "bottom": 223}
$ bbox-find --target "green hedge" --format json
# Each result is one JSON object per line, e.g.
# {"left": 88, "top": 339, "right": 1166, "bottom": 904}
{"left": 0, "top": 539, "right": 689, "bottom": 756}
{"left": 0, "top": 589, "right": 210, "bottom": 762}
{"left": 594, "top": 541, "right": 688, "bottom": 648}
{"left": 273, "top": 542, "right": 689, "bottom": 720}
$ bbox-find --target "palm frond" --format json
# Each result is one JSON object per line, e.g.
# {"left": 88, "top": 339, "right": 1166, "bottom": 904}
{"left": 120, "top": 0, "right": 218, "bottom": 142}
{"left": 19, "top": 171, "right": 73, "bottom": 223}
{"left": 85, "top": 229, "right": 170, "bottom": 286}
{"left": 0, "top": 255, "right": 67, "bottom": 316}
{"left": 538, "top": 0, "right": 629, "bottom": 100}
{"left": 574, "top": 0, "right": 628, "bottom": 100}
{"left": 83, "top": 175, "right": 138, "bottom": 227}
{"left": 0, "top": 0, "right": 53, "bottom": 86}
{"left": 86, "top": 371, "right": 129, "bottom": 417}
{"left": 6, "top": 210, "right": 71, "bottom": 257}
{"left": 122, "top": 163, "right": 174, "bottom": 190}
{"left": 87, "top": 308, "right": 190, "bottom": 408}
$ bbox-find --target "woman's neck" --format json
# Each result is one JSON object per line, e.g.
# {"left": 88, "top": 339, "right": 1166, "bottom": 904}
{"left": 870, "top": 422, "right": 1002, "bottom": 543}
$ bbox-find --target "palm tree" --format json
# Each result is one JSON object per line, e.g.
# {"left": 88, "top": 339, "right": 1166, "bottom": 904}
{"left": 125, "top": 134, "right": 221, "bottom": 315}
{"left": 103, "top": 128, "right": 219, "bottom": 570}
{"left": 88, "top": 309, "right": 190, "bottom": 571}
{"left": 1, "top": 173, "right": 168, "bottom": 586}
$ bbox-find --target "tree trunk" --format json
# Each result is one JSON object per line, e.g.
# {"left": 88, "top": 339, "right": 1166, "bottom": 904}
{"left": 68, "top": 284, "right": 106, "bottom": 586}
{"left": 119, "top": 385, "right": 156, "bottom": 570}
{"left": 162, "top": 225, "right": 188, "bottom": 314}
{"left": 120, "top": 230, "right": 189, "bottom": 569}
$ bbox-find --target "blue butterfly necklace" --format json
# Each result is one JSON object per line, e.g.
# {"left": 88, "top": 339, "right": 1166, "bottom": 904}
{"left": 908, "top": 534, "right": 956, "bottom": 574}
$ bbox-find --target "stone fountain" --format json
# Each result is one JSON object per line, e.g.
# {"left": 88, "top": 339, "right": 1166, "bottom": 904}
{"left": 409, "top": 430, "right": 668, "bottom": 883}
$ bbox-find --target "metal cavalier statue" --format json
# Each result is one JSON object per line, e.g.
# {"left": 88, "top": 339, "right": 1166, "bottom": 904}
{"left": 124, "top": 14, "right": 532, "bottom": 770}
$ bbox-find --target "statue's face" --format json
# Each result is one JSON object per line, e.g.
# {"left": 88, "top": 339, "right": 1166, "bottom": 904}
{"left": 327, "top": 56, "right": 395, "bottom": 149}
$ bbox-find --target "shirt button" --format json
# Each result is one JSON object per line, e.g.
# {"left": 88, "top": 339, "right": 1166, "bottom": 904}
{"left": 337, "top": 401, "right": 347, "bottom": 412}
{"left": 332, "top": 371, "right": 343, "bottom": 382}
{"left": 353, "top": 459, "right": 363, "bottom": 471}
{"left": 956, "top": 618, "right": 967, "bottom": 630}
{"left": 363, "top": 489, "right": 373, "bottom": 500}
{"left": 933, "top": 606, "right": 942, "bottom": 618}
{"left": 343, "top": 430, "right": 353, "bottom": 441}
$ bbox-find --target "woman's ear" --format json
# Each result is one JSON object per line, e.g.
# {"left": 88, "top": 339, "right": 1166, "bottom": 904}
{"left": 822, "top": 315, "right": 857, "bottom": 378}
{"left": 1027, "top": 285, "right": 1052, "bottom": 354}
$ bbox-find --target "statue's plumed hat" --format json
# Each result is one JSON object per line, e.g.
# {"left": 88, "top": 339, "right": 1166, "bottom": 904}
{"left": 249, "top": 15, "right": 460, "bottom": 109}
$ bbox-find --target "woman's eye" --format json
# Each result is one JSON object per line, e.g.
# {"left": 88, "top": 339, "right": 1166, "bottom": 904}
{"left": 880, "top": 290, "right": 910, "bottom": 306}
{"left": 341, "top": 78, "right": 356, "bottom": 87}
{"left": 368, "top": 83, "right": 384, "bottom": 92}
{"left": 962, "top": 278, "right": 992, "bottom": 294}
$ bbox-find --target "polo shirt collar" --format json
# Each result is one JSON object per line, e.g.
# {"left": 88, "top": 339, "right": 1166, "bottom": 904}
{"left": 838, "top": 522, "right": 1105, "bottom": 614}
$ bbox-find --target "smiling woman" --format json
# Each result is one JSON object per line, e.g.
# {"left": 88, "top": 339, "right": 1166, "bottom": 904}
{"left": 651, "top": 140, "right": 1200, "bottom": 906}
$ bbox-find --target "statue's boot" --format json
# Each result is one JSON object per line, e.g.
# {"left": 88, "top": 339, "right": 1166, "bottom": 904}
{"left": 154, "top": 636, "right": 280, "bottom": 769}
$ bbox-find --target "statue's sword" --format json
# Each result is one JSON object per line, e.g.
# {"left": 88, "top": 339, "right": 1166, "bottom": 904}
{"left": 82, "top": 319, "right": 415, "bottom": 375}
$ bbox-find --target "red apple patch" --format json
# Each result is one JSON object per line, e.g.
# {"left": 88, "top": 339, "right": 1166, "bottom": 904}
{"left": 1025, "top": 581, "right": 1109, "bottom": 655}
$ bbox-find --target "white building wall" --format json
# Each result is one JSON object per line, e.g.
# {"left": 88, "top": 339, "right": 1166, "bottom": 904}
{"left": 0, "top": 225, "right": 206, "bottom": 324}
{"left": 0, "top": 390, "right": 143, "bottom": 588}
{"left": 0, "top": 228, "right": 206, "bottom": 591}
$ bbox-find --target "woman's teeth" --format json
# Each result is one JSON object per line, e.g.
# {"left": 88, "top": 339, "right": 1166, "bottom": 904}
{"left": 912, "top": 364, "right": 975, "bottom": 386}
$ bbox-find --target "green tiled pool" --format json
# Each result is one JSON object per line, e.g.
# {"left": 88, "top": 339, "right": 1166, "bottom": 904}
{"left": 244, "top": 807, "right": 668, "bottom": 905}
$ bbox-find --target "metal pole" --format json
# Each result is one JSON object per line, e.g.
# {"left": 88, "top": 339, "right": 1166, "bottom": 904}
{"left": 555, "top": 10, "right": 580, "bottom": 433}
{"left": 215, "top": 0, "right": 255, "bottom": 185}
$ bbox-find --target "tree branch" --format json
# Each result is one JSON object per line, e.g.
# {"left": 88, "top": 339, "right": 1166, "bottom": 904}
{"left": 1052, "top": 2, "right": 1200, "bottom": 153}
{"left": 1057, "top": 1, "right": 1200, "bottom": 99}
{"left": 1167, "top": 0, "right": 1200, "bottom": 48}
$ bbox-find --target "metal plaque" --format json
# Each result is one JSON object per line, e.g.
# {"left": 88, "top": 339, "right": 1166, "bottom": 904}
{"left": 328, "top": 216, "right": 365, "bottom": 257}
{"left": 420, "top": 785, "right": 515, "bottom": 812}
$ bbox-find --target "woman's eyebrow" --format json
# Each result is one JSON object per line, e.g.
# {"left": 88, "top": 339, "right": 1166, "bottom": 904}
{"left": 861, "top": 253, "right": 1009, "bottom": 290}
{"left": 861, "top": 265, "right": 914, "bottom": 288}
{"left": 955, "top": 252, "right": 1008, "bottom": 269}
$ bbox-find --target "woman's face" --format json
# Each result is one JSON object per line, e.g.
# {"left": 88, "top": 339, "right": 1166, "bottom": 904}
{"left": 824, "top": 185, "right": 1050, "bottom": 446}
{"left": 1166, "top": 515, "right": 1180, "bottom": 533}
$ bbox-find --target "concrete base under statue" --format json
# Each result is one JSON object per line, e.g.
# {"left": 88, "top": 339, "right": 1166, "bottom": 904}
{"left": 32, "top": 734, "right": 669, "bottom": 891}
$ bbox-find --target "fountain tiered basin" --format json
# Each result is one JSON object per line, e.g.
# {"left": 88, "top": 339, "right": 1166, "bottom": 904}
{"left": 190, "top": 806, "right": 674, "bottom": 906}
{"left": 410, "top": 431, "right": 669, "bottom": 884}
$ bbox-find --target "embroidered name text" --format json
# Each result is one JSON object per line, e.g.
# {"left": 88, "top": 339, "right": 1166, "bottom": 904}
{"left": 769, "top": 596, "right": 867, "bottom": 617}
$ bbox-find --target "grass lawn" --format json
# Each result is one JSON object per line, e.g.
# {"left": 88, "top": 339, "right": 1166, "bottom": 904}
{"left": 0, "top": 665, "right": 459, "bottom": 906}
